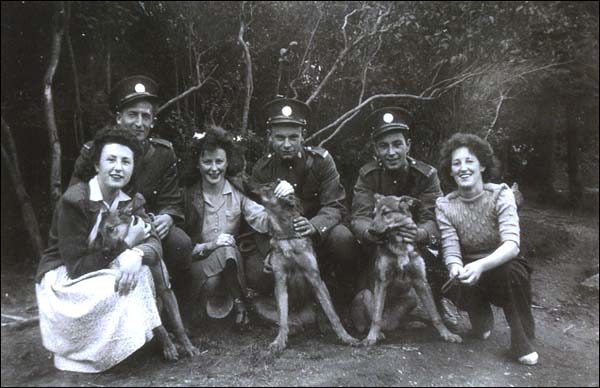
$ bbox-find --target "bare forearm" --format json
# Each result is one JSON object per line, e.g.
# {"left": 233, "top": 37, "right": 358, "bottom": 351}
{"left": 478, "top": 241, "right": 520, "bottom": 273}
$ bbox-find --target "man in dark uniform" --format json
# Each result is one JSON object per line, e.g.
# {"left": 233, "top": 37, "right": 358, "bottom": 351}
{"left": 251, "top": 98, "right": 361, "bottom": 294}
{"left": 351, "top": 107, "right": 458, "bottom": 329}
{"left": 69, "top": 76, "right": 193, "bottom": 318}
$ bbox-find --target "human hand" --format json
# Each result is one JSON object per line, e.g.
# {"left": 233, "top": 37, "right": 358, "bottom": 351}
{"left": 153, "top": 214, "right": 174, "bottom": 240}
{"left": 458, "top": 261, "right": 484, "bottom": 286}
{"left": 124, "top": 216, "right": 152, "bottom": 247}
{"left": 448, "top": 263, "right": 464, "bottom": 279}
{"left": 293, "top": 216, "right": 317, "bottom": 237}
{"left": 274, "top": 180, "right": 295, "bottom": 198}
{"left": 214, "top": 233, "right": 236, "bottom": 248}
{"left": 389, "top": 217, "right": 418, "bottom": 243}
{"left": 114, "top": 249, "right": 143, "bottom": 296}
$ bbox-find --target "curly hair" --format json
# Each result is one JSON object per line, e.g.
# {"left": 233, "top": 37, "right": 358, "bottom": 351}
{"left": 92, "top": 124, "right": 143, "bottom": 164}
{"left": 90, "top": 125, "right": 143, "bottom": 184}
{"left": 438, "top": 133, "right": 499, "bottom": 187}
{"left": 183, "top": 125, "right": 244, "bottom": 186}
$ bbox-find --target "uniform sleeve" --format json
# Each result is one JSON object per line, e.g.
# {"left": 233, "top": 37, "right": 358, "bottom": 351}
{"left": 495, "top": 185, "right": 520, "bottom": 247}
{"left": 250, "top": 160, "right": 270, "bottom": 186}
{"left": 58, "top": 199, "right": 128, "bottom": 279}
{"left": 240, "top": 193, "right": 270, "bottom": 234}
{"left": 154, "top": 152, "right": 185, "bottom": 225}
{"left": 350, "top": 174, "right": 375, "bottom": 244}
{"left": 435, "top": 198, "right": 463, "bottom": 268}
{"left": 310, "top": 154, "right": 346, "bottom": 238}
{"left": 415, "top": 169, "right": 443, "bottom": 241}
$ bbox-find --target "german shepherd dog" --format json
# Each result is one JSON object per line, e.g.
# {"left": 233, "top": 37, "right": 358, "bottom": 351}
{"left": 91, "top": 201, "right": 199, "bottom": 361}
{"left": 255, "top": 183, "right": 359, "bottom": 352}
{"left": 359, "top": 194, "right": 462, "bottom": 346}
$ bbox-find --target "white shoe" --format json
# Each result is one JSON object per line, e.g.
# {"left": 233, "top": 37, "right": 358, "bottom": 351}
{"left": 518, "top": 351, "right": 539, "bottom": 365}
{"left": 481, "top": 330, "right": 492, "bottom": 340}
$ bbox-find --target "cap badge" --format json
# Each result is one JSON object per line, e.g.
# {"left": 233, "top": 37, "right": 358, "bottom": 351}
{"left": 134, "top": 83, "right": 146, "bottom": 93}
{"left": 282, "top": 106, "right": 292, "bottom": 117}
{"left": 383, "top": 113, "right": 394, "bottom": 123}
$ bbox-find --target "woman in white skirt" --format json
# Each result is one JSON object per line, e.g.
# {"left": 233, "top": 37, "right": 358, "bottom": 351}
{"left": 35, "top": 126, "right": 165, "bottom": 373}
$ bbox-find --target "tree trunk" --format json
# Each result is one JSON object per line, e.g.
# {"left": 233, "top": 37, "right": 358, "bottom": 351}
{"left": 1, "top": 118, "right": 44, "bottom": 260}
{"left": 238, "top": 20, "right": 253, "bottom": 133}
{"left": 65, "top": 2, "right": 83, "bottom": 148}
{"left": 565, "top": 103, "right": 583, "bottom": 204}
{"left": 44, "top": 1, "right": 66, "bottom": 209}
{"left": 106, "top": 41, "right": 111, "bottom": 97}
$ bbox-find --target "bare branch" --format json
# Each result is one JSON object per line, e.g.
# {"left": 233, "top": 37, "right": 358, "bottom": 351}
{"left": 306, "top": 93, "right": 437, "bottom": 143}
{"left": 44, "top": 1, "right": 66, "bottom": 208}
{"left": 297, "top": 9, "right": 323, "bottom": 79}
{"left": 156, "top": 65, "right": 218, "bottom": 115}
{"left": 238, "top": 1, "right": 254, "bottom": 132}
{"left": 318, "top": 111, "right": 360, "bottom": 147}
{"left": 502, "top": 60, "right": 574, "bottom": 85}
{"left": 306, "top": 4, "right": 390, "bottom": 105}
{"left": 485, "top": 87, "right": 511, "bottom": 140}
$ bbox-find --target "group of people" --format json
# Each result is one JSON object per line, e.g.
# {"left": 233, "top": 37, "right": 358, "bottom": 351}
{"left": 35, "top": 75, "right": 538, "bottom": 373}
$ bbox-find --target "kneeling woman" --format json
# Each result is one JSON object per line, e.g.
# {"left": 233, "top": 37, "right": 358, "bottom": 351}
{"left": 435, "top": 133, "right": 538, "bottom": 365}
{"left": 184, "top": 126, "right": 291, "bottom": 327}
{"left": 36, "top": 127, "right": 167, "bottom": 373}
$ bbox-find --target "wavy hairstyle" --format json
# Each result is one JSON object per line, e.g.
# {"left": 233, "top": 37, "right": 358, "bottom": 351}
{"left": 183, "top": 125, "right": 244, "bottom": 186}
{"left": 438, "top": 132, "right": 499, "bottom": 187}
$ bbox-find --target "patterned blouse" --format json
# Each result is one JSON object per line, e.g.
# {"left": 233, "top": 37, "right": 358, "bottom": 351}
{"left": 435, "top": 183, "right": 520, "bottom": 268}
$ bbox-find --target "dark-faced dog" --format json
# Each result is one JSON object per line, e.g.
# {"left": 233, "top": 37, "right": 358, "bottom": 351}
{"left": 357, "top": 194, "right": 462, "bottom": 346}
{"left": 255, "top": 183, "right": 359, "bottom": 352}
{"left": 92, "top": 202, "right": 199, "bottom": 361}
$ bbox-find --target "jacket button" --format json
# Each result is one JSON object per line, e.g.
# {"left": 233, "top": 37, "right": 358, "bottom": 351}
{"left": 393, "top": 180, "right": 397, "bottom": 184}
{"left": 153, "top": 190, "right": 158, "bottom": 195}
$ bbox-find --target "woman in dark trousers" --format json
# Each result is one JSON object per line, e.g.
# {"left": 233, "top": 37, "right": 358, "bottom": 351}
{"left": 435, "top": 133, "right": 538, "bottom": 365}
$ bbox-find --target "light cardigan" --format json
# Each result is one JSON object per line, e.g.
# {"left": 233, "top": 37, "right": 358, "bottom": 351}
{"left": 435, "top": 183, "right": 520, "bottom": 268}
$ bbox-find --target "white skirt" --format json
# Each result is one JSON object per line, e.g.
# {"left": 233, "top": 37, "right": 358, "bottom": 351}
{"left": 35, "top": 263, "right": 162, "bottom": 373}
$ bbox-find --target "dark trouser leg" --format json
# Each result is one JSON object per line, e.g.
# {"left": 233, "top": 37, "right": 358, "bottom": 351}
{"left": 487, "top": 258, "right": 535, "bottom": 356}
{"left": 422, "top": 248, "right": 459, "bottom": 330}
{"left": 458, "top": 258, "right": 535, "bottom": 357}
{"left": 315, "top": 224, "right": 363, "bottom": 300}
{"left": 222, "top": 260, "right": 244, "bottom": 301}
{"left": 162, "top": 226, "right": 193, "bottom": 316}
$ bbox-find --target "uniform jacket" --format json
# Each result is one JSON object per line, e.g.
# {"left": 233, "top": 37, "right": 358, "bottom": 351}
{"left": 251, "top": 146, "right": 347, "bottom": 240}
{"left": 70, "top": 137, "right": 185, "bottom": 225}
{"left": 351, "top": 156, "right": 443, "bottom": 244}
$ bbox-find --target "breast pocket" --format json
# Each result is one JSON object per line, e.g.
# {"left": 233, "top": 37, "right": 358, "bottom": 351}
{"left": 225, "top": 209, "right": 242, "bottom": 222}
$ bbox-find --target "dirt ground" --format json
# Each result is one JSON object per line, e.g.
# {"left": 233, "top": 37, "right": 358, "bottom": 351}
{"left": 2, "top": 201, "right": 599, "bottom": 387}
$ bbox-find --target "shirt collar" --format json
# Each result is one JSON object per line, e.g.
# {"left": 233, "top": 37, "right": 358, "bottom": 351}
{"left": 88, "top": 175, "right": 131, "bottom": 210}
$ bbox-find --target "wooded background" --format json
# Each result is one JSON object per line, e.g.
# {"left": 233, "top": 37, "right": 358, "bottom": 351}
{"left": 1, "top": 1, "right": 598, "bottom": 265}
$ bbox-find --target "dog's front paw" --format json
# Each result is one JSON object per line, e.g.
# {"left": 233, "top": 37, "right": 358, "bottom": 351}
{"left": 361, "top": 336, "right": 378, "bottom": 347}
{"left": 162, "top": 342, "right": 180, "bottom": 361}
{"left": 341, "top": 335, "right": 360, "bottom": 346}
{"left": 182, "top": 342, "right": 201, "bottom": 357}
{"left": 440, "top": 330, "right": 463, "bottom": 344}
{"left": 268, "top": 336, "right": 287, "bottom": 353}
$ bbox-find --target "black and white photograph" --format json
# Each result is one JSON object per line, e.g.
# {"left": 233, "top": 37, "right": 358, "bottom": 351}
{"left": 1, "top": 1, "right": 598, "bottom": 386}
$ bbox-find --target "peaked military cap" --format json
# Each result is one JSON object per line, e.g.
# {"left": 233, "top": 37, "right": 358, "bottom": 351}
{"left": 110, "top": 75, "right": 159, "bottom": 112}
{"left": 365, "top": 107, "right": 413, "bottom": 140}
{"left": 263, "top": 97, "right": 311, "bottom": 127}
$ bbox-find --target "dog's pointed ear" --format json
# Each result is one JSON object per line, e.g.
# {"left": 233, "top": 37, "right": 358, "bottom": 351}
{"left": 374, "top": 193, "right": 385, "bottom": 203}
{"left": 119, "top": 201, "right": 134, "bottom": 217}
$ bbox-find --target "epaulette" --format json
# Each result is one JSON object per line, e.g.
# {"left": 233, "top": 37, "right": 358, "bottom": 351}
{"left": 358, "top": 160, "right": 381, "bottom": 177}
{"left": 304, "top": 146, "right": 330, "bottom": 159}
{"left": 149, "top": 137, "right": 173, "bottom": 150}
{"left": 82, "top": 141, "right": 93, "bottom": 151}
{"left": 253, "top": 153, "right": 273, "bottom": 171}
{"left": 407, "top": 156, "right": 435, "bottom": 178}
